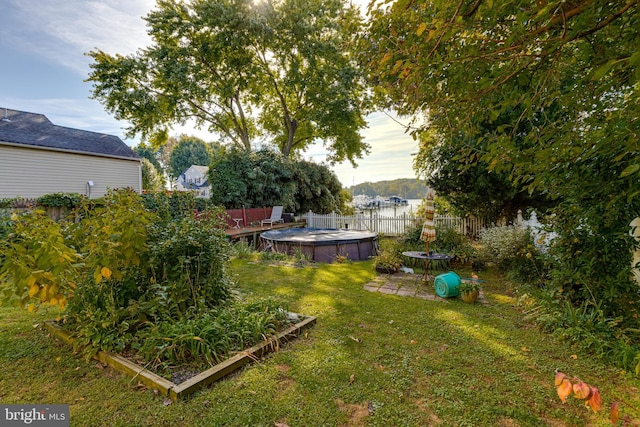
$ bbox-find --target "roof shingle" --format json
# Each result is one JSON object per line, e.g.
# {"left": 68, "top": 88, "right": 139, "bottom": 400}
{"left": 0, "top": 108, "right": 139, "bottom": 160}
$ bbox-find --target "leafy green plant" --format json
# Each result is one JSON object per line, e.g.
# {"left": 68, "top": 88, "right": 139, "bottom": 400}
{"left": 135, "top": 297, "right": 291, "bottom": 373}
{"left": 458, "top": 278, "right": 481, "bottom": 293}
{"left": 477, "top": 225, "right": 549, "bottom": 285}
{"left": 373, "top": 250, "right": 403, "bottom": 273}
{"left": 36, "top": 193, "right": 84, "bottom": 208}
{"left": 401, "top": 224, "right": 477, "bottom": 264}
{"left": 0, "top": 209, "right": 81, "bottom": 311}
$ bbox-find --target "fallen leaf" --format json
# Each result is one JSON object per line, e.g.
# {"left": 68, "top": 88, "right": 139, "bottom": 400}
{"left": 388, "top": 320, "right": 394, "bottom": 324}
{"left": 274, "top": 423, "right": 290, "bottom": 427}
{"left": 349, "top": 336, "right": 362, "bottom": 343}
{"left": 572, "top": 380, "right": 591, "bottom": 400}
{"left": 163, "top": 397, "right": 173, "bottom": 406}
{"left": 410, "top": 340, "right": 417, "bottom": 344}
{"left": 555, "top": 372, "right": 568, "bottom": 386}
{"left": 585, "top": 387, "right": 601, "bottom": 412}
{"left": 95, "top": 363, "right": 105, "bottom": 370}
{"left": 570, "top": 354, "right": 578, "bottom": 360}
{"left": 153, "top": 389, "right": 159, "bottom": 398}
{"left": 349, "top": 374, "right": 355, "bottom": 385}
{"left": 56, "top": 356, "right": 61, "bottom": 362}
{"left": 610, "top": 401, "right": 619, "bottom": 425}
{"left": 521, "top": 347, "right": 531, "bottom": 352}
{"left": 557, "top": 378, "right": 573, "bottom": 403}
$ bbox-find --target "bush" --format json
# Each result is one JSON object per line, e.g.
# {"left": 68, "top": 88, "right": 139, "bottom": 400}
{"left": 400, "top": 224, "right": 476, "bottom": 264}
{"left": 1, "top": 189, "right": 256, "bottom": 364}
{"left": 37, "top": 193, "right": 84, "bottom": 208}
{"left": 477, "top": 225, "right": 549, "bottom": 285}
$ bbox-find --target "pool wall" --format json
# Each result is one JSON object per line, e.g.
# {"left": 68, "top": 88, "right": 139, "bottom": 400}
{"left": 260, "top": 228, "right": 379, "bottom": 263}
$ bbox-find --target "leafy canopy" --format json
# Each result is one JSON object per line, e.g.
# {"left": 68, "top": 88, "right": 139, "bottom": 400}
{"left": 167, "top": 135, "right": 214, "bottom": 179}
{"left": 362, "top": 0, "right": 640, "bottom": 322}
{"left": 208, "top": 147, "right": 346, "bottom": 213}
{"left": 87, "top": 0, "right": 370, "bottom": 165}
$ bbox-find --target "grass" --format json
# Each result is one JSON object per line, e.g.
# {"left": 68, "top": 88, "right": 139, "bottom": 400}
{"left": 1, "top": 253, "right": 639, "bottom": 426}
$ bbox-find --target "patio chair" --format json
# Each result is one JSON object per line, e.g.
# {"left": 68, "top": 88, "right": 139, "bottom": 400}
{"left": 261, "top": 206, "right": 284, "bottom": 227}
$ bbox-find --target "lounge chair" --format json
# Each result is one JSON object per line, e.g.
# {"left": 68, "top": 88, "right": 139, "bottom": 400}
{"left": 261, "top": 206, "right": 284, "bottom": 227}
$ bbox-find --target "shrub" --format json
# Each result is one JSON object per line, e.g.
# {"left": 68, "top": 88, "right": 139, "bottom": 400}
{"left": 478, "top": 225, "right": 549, "bottom": 285}
{"left": 1, "top": 189, "right": 294, "bottom": 369}
{"left": 400, "top": 224, "right": 476, "bottom": 264}
{"left": 37, "top": 192, "right": 84, "bottom": 208}
{"left": 147, "top": 208, "right": 231, "bottom": 314}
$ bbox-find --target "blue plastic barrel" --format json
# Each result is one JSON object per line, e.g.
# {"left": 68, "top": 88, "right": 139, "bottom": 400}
{"left": 434, "top": 271, "right": 461, "bottom": 298}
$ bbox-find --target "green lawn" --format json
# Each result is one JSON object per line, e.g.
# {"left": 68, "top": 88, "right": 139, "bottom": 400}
{"left": 1, "top": 257, "right": 638, "bottom": 426}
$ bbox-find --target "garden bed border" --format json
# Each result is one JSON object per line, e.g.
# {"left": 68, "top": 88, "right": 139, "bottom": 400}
{"left": 44, "top": 315, "right": 316, "bottom": 401}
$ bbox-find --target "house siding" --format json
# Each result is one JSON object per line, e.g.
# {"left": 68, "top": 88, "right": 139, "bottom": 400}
{"left": 0, "top": 145, "right": 141, "bottom": 199}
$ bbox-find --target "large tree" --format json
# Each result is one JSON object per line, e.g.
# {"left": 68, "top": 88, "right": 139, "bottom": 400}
{"left": 362, "top": 1, "right": 639, "bottom": 321}
{"left": 208, "top": 147, "right": 346, "bottom": 213}
{"left": 167, "top": 135, "right": 213, "bottom": 179}
{"left": 87, "top": 0, "right": 369, "bottom": 164}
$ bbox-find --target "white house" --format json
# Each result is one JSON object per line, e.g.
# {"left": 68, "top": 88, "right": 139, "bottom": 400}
{"left": 0, "top": 108, "right": 141, "bottom": 199}
{"left": 175, "top": 165, "right": 210, "bottom": 198}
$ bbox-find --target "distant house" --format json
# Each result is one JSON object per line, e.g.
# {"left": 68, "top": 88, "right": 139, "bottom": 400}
{"left": 175, "top": 165, "right": 210, "bottom": 198}
{"left": 0, "top": 108, "right": 141, "bottom": 199}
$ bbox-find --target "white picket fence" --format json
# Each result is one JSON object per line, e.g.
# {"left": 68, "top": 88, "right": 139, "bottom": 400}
{"left": 301, "top": 211, "right": 487, "bottom": 237}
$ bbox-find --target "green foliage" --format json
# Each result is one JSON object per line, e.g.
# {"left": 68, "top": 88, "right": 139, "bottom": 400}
{"left": 135, "top": 297, "right": 290, "bottom": 371}
{"left": 416, "top": 125, "right": 551, "bottom": 223}
{"left": 36, "top": 193, "right": 84, "bottom": 208}
{"left": 0, "top": 209, "right": 81, "bottom": 311}
{"left": 400, "top": 224, "right": 476, "bottom": 265}
{"left": 291, "top": 159, "right": 345, "bottom": 214}
{"left": 167, "top": 136, "right": 212, "bottom": 179}
{"left": 478, "top": 226, "right": 548, "bottom": 285}
{"left": 525, "top": 297, "right": 640, "bottom": 374}
{"left": 208, "top": 147, "right": 347, "bottom": 213}
{"left": 363, "top": 0, "right": 640, "bottom": 369}
{"left": 87, "top": 0, "right": 369, "bottom": 164}
{"left": 542, "top": 206, "right": 640, "bottom": 327}
{"left": 141, "top": 191, "right": 212, "bottom": 223}
{"left": 147, "top": 209, "right": 231, "bottom": 314}
{"left": 0, "top": 188, "right": 248, "bottom": 364}
{"left": 141, "top": 158, "right": 164, "bottom": 192}
{"left": 373, "top": 249, "right": 403, "bottom": 273}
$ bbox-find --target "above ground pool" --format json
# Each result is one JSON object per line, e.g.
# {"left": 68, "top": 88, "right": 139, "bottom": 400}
{"left": 260, "top": 227, "right": 379, "bottom": 263}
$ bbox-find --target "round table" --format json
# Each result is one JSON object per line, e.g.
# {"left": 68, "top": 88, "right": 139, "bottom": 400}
{"left": 402, "top": 251, "right": 453, "bottom": 281}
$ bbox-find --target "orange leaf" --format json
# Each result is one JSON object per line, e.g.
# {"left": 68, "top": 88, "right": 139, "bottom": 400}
{"left": 610, "top": 401, "right": 619, "bottom": 424}
{"left": 416, "top": 22, "right": 427, "bottom": 36}
{"left": 557, "top": 378, "right": 572, "bottom": 403}
{"left": 101, "top": 266, "right": 112, "bottom": 280}
{"left": 585, "top": 387, "right": 601, "bottom": 412}
{"left": 572, "top": 380, "right": 592, "bottom": 400}
{"left": 554, "top": 372, "right": 568, "bottom": 386}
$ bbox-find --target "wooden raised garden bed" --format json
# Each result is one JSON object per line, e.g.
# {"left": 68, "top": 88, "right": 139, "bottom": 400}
{"left": 44, "top": 315, "right": 316, "bottom": 401}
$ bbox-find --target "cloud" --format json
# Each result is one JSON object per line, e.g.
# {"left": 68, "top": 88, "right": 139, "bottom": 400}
{"left": 306, "top": 111, "right": 420, "bottom": 186}
{"left": 1, "top": 0, "right": 153, "bottom": 75}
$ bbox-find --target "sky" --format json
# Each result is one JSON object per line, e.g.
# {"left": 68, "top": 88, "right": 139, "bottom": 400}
{"left": 0, "top": 0, "right": 421, "bottom": 187}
